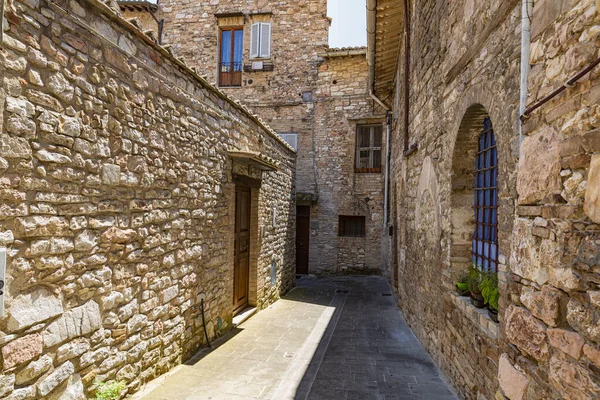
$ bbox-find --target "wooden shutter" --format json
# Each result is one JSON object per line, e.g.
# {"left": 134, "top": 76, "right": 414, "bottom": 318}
{"left": 259, "top": 23, "right": 271, "bottom": 58}
{"left": 250, "top": 23, "right": 260, "bottom": 58}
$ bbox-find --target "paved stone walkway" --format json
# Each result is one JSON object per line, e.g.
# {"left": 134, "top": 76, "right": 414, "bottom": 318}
{"left": 134, "top": 276, "right": 457, "bottom": 400}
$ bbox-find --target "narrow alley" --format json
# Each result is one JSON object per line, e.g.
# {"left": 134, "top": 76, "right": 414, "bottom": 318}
{"left": 134, "top": 277, "right": 457, "bottom": 400}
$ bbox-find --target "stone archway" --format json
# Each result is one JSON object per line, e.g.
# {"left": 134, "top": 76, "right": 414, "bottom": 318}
{"left": 449, "top": 104, "right": 492, "bottom": 276}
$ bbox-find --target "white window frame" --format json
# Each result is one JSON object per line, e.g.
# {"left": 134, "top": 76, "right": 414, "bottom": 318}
{"left": 250, "top": 22, "right": 271, "bottom": 59}
{"left": 279, "top": 133, "right": 298, "bottom": 150}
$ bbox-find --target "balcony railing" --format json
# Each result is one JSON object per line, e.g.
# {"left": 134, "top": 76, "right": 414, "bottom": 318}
{"left": 219, "top": 62, "right": 242, "bottom": 87}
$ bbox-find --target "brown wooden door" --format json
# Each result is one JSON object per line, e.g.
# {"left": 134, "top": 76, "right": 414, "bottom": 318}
{"left": 234, "top": 186, "right": 251, "bottom": 313}
{"left": 296, "top": 206, "right": 310, "bottom": 274}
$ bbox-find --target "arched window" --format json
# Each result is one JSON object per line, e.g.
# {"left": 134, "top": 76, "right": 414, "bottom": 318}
{"left": 472, "top": 117, "right": 498, "bottom": 272}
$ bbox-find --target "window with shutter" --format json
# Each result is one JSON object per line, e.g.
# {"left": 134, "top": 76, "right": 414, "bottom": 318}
{"left": 260, "top": 23, "right": 271, "bottom": 58}
{"left": 355, "top": 125, "right": 383, "bottom": 173}
{"left": 278, "top": 133, "right": 298, "bottom": 150}
{"left": 250, "top": 23, "right": 260, "bottom": 59}
{"left": 250, "top": 22, "right": 271, "bottom": 59}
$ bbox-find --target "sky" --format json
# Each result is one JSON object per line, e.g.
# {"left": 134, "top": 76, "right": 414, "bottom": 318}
{"left": 327, "top": 0, "right": 367, "bottom": 48}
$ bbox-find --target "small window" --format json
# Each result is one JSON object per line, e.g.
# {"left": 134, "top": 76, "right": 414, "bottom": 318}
{"left": 338, "top": 215, "right": 366, "bottom": 237}
{"left": 251, "top": 22, "right": 271, "bottom": 59}
{"left": 219, "top": 27, "right": 243, "bottom": 87}
{"left": 472, "top": 117, "right": 499, "bottom": 272}
{"left": 355, "top": 125, "right": 383, "bottom": 173}
{"left": 279, "top": 133, "right": 298, "bottom": 150}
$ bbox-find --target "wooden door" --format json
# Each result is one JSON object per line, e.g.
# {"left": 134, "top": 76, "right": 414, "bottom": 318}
{"left": 296, "top": 206, "right": 310, "bottom": 274}
{"left": 234, "top": 186, "right": 251, "bottom": 313}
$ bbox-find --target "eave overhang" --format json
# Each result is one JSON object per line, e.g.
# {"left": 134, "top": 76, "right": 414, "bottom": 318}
{"left": 367, "top": 0, "right": 404, "bottom": 101}
{"left": 228, "top": 150, "right": 280, "bottom": 172}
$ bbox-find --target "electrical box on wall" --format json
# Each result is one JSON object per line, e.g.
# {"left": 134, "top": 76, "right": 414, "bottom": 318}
{"left": 0, "top": 248, "right": 6, "bottom": 317}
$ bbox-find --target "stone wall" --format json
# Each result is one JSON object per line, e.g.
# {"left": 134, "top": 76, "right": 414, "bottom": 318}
{"left": 385, "top": 0, "right": 522, "bottom": 398}
{"left": 383, "top": 0, "right": 600, "bottom": 398}
{"left": 0, "top": 0, "right": 296, "bottom": 398}
{"left": 500, "top": 1, "right": 600, "bottom": 398}
{"left": 159, "top": 0, "right": 385, "bottom": 276}
{"left": 312, "top": 52, "right": 385, "bottom": 275}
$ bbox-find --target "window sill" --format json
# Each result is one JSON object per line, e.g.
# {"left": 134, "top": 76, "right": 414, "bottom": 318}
{"left": 355, "top": 169, "right": 382, "bottom": 174}
{"left": 219, "top": 86, "right": 243, "bottom": 89}
{"left": 451, "top": 293, "right": 498, "bottom": 339}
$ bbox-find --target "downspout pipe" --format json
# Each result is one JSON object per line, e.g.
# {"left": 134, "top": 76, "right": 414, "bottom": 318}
{"left": 383, "top": 111, "right": 391, "bottom": 229}
{"left": 519, "top": 0, "right": 533, "bottom": 147}
{"left": 366, "top": 0, "right": 377, "bottom": 91}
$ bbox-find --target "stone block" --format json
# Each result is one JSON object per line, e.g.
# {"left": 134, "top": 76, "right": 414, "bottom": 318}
{"left": 517, "top": 128, "right": 561, "bottom": 205}
{"left": 43, "top": 300, "right": 102, "bottom": 347}
{"left": 37, "top": 361, "right": 74, "bottom": 397}
{"left": 15, "top": 354, "right": 53, "bottom": 385}
{"left": 100, "top": 226, "right": 137, "bottom": 243}
{"left": 505, "top": 305, "right": 549, "bottom": 361}
{"left": 584, "top": 154, "right": 600, "bottom": 222}
{"left": 6, "top": 288, "right": 63, "bottom": 332}
{"left": 0, "top": 374, "right": 16, "bottom": 397}
{"left": 1, "top": 334, "right": 42, "bottom": 369}
{"left": 4, "top": 386, "right": 36, "bottom": 400}
{"left": 498, "top": 354, "right": 528, "bottom": 400}
{"left": 56, "top": 338, "right": 90, "bottom": 363}
{"left": 46, "top": 373, "right": 83, "bottom": 400}
{"left": 547, "top": 328, "right": 585, "bottom": 359}
{"left": 15, "top": 216, "right": 71, "bottom": 239}
{"left": 101, "top": 163, "right": 121, "bottom": 185}
{"left": 0, "top": 135, "right": 32, "bottom": 158}
{"left": 549, "top": 355, "right": 600, "bottom": 398}
{"left": 583, "top": 344, "right": 600, "bottom": 367}
{"left": 566, "top": 297, "right": 600, "bottom": 343}
{"left": 520, "top": 285, "right": 566, "bottom": 327}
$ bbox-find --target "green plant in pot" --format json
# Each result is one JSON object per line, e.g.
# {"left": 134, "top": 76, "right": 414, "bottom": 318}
{"left": 481, "top": 271, "right": 499, "bottom": 323}
{"left": 456, "top": 273, "right": 469, "bottom": 296}
{"left": 466, "top": 263, "right": 485, "bottom": 308}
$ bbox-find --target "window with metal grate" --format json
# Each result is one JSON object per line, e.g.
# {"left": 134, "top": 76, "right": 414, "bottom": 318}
{"left": 338, "top": 215, "right": 366, "bottom": 237}
{"left": 472, "top": 117, "right": 498, "bottom": 272}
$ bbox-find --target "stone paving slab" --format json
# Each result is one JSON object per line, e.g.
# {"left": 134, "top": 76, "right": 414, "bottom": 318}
{"left": 133, "top": 276, "right": 458, "bottom": 400}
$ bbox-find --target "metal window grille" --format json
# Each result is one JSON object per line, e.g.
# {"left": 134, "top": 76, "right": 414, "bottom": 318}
{"left": 339, "top": 215, "right": 366, "bottom": 237}
{"left": 355, "top": 125, "right": 383, "bottom": 173}
{"left": 472, "top": 117, "right": 499, "bottom": 272}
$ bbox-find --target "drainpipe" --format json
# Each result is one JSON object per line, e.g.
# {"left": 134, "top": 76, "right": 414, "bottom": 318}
{"left": 519, "top": 0, "right": 533, "bottom": 148}
{"left": 402, "top": 0, "right": 412, "bottom": 156}
{"left": 383, "top": 111, "right": 391, "bottom": 229}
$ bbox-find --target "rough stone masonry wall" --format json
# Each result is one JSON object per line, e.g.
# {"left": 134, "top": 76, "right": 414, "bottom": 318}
{"left": 0, "top": 0, "right": 296, "bottom": 398}
{"left": 159, "top": 0, "right": 329, "bottom": 196}
{"left": 387, "top": 0, "right": 522, "bottom": 399}
{"left": 312, "top": 53, "right": 385, "bottom": 275}
{"left": 499, "top": 1, "right": 600, "bottom": 399}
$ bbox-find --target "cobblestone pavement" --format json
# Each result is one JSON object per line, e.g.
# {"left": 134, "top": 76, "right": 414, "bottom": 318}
{"left": 135, "top": 276, "right": 458, "bottom": 400}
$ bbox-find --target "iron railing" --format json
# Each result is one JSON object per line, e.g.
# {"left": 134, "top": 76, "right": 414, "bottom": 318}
{"left": 219, "top": 62, "right": 242, "bottom": 87}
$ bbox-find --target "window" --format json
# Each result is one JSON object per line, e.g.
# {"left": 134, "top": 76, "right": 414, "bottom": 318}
{"left": 219, "top": 27, "right": 243, "bottom": 87}
{"left": 472, "top": 117, "right": 498, "bottom": 272}
{"left": 338, "top": 215, "right": 366, "bottom": 237}
{"left": 355, "top": 125, "right": 383, "bottom": 173}
{"left": 250, "top": 22, "right": 271, "bottom": 59}
{"left": 278, "top": 133, "right": 298, "bottom": 150}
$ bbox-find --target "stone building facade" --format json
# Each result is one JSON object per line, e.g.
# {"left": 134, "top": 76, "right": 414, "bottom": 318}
{"left": 372, "top": 0, "right": 600, "bottom": 399}
{"left": 152, "top": 0, "right": 386, "bottom": 275}
{"left": 0, "top": 0, "right": 295, "bottom": 397}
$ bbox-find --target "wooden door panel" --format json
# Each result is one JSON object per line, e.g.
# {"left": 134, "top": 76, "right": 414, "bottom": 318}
{"left": 296, "top": 206, "right": 310, "bottom": 274}
{"left": 234, "top": 187, "right": 251, "bottom": 313}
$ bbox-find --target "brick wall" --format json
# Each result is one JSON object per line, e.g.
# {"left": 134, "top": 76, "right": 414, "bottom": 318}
{"left": 0, "top": 0, "right": 295, "bottom": 397}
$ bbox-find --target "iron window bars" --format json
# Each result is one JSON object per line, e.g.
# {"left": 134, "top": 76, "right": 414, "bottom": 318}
{"left": 472, "top": 117, "right": 499, "bottom": 273}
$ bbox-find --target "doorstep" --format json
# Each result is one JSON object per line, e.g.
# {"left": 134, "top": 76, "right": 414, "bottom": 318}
{"left": 232, "top": 306, "right": 257, "bottom": 327}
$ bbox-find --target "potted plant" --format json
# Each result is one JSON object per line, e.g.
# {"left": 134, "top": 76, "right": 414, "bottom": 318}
{"left": 467, "top": 263, "right": 485, "bottom": 308}
{"left": 456, "top": 273, "right": 469, "bottom": 296}
{"left": 481, "top": 271, "right": 499, "bottom": 323}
